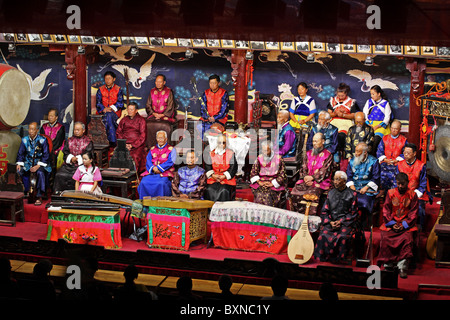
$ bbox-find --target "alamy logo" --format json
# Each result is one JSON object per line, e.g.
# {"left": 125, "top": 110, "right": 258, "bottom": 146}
{"left": 366, "top": 265, "right": 381, "bottom": 290}
{"left": 366, "top": 5, "right": 381, "bottom": 30}
{"left": 66, "top": 5, "right": 81, "bottom": 30}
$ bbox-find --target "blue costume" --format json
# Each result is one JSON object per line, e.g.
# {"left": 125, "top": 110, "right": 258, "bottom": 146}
{"left": 306, "top": 123, "right": 339, "bottom": 163}
{"left": 289, "top": 95, "right": 317, "bottom": 129}
{"left": 16, "top": 134, "right": 51, "bottom": 198}
{"left": 278, "top": 122, "right": 297, "bottom": 158}
{"left": 138, "top": 143, "right": 176, "bottom": 199}
{"left": 172, "top": 165, "right": 206, "bottom": 199}
{"left": 363, "top": 98, "right": 392, "bottom": 138}
{"left": 346, "top": 154, "right": 380, "bottom": 215}
{"left": 376, "top": 134, "right": 407, "bottom": 190}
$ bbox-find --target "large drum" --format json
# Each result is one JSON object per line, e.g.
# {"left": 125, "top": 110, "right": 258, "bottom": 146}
{"left": 0, "top": 64, "right": 31, "bottom": 130}
{"left": 0, "top": 130, "right": 22, "bottom": 176}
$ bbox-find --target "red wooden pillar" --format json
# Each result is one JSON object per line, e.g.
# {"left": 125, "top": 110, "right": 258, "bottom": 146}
{"left": 405, "top": 58, "right": 426, "bottom": 150}
{"left": 231, "top": 50, "right": 248, "bottom": 125}
{"left": 65, "top": 45, "right": 87, "bottom": 126}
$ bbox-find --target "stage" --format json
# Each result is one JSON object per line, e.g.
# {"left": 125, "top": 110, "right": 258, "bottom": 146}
{"left": 0, "top": 188, "right": 449, "bottom": 300}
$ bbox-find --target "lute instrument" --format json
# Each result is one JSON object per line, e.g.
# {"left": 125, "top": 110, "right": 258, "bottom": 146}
{"left": 287, "top": 193, "right": 318, "bottom": 264}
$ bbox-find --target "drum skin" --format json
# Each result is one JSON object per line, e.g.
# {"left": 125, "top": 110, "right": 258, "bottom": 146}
{"left": 0, "top": 64, "right": 31, "bottom": 130}
{"left": 0, "top": 130, "right": 22, "bottom": 168}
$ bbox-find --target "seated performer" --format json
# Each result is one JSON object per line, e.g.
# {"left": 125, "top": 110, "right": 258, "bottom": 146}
{"left": 116, "top": 102, "right": 147, "bottom": 173}
{"left": 73, "top": 151, "right": 102, "bottom": 195}
{"left": 290, "top": 132, "right": 333, "bottom": 215}
{"left": 138, "top": 131, "right": 176, "bottom": 199}
{"left": 16, "top": 122, "right": 51, "bottom": 205}
{"left": 96, "top": 71, "right": 124, "bottom": 147}
{"left": 53, "top": 122, "right": 93, "bottom": 193}
{"left": 204, "top": 133, "right": 237, "bottom": 202}
{"left": 346, "top": 142, "right": 380, "bottom": 219}
{"left": 376, "top": 119, "right": 407, "bottom": 192}
{"left": 395, "top": 143, "right": 428, "bottom": 231}
{"left": 171, "top": 150, "right": 206, "bottom": 199}
{"left": 363, "top": 85, "right": 392, "bottom": 156}
{"left": 314, "top": 171, "right": 359, "bottom": 264}
{"left": 197, "top": 74, "right": 229, "bottom": 139}
{"left": 145, "top": 74, "right": 176, "bottom": 149}
{"left": 327, "top": 83, "right": 359, "bottom": 163}
{"left": 306, "top": 110, "right": 339, "bottom": 163}
{"left": 40, "top": 108, "right": 65, "bottom": 174}
{"left": 344, "top": 112, "right": 375, "bottom": 162}
{"left": 377, "top": 172, "right": 418, "bottom": 279}
{"left": 250, "top": 140, "right": 287, "bottom": 208}
{"left": 288, "top": 82, "right": 317, "bottom": 129}
{"left": 277, "top": 109, "right": 297, "bottom": 158}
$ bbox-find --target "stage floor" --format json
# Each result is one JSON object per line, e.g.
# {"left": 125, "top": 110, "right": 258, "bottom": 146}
{"left": 0, "top": 194, "right": 449, "bottom": 300}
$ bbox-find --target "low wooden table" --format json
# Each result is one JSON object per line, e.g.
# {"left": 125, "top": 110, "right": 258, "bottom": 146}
{"left": 142, "top": 197, "right": 215, "bottom": 250}
{"left": 0, "top": 191, "right": 24, "bottom": 227}
{"left": 101, "top": 170, "right": 137, "bottom": 198}
{"left": 46, "top": 207, "right": 122, "bottom": 249}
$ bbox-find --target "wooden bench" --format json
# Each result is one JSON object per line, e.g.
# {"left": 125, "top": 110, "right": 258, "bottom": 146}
{"left": 0, "top": 191, "right": 24, "bottom": 226}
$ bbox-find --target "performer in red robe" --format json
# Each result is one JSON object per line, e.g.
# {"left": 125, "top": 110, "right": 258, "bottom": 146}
{"left": 204, "top": 134, "right": 237, "bottom": 202}
{"left": 117, "top": 102, "right": 147, "bottom": 174}
{"left": 145, "top": 74, "right": 176, "bottom": 149}
{"left": 377, "top": 172, "right": 418, "bottom": 279}
{"left": 53, "top": 122, "right": 93, "bottom": 193}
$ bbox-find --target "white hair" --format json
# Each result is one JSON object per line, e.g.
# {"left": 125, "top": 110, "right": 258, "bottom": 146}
{"left": 357, "top": 142, "right": 369, "bottom": 153}
{"left": 261, "top": 140, "right": 273, "bottom": 149}
{"left": 278, "top": 109, "right": 289, "bottom": 115}
{"left": 318, "top": 110, "right": 331, "bottom": 120}
{"left": 156, "top": 130, "right": 167, "bottom": 139}
{"left": 74, "top": 121, "right": 85, "bottom": 130}
{"left": 335, "top": 170, "right": 347, "bottom": 181}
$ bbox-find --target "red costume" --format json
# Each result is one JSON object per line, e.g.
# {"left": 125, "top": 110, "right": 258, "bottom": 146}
{"left": 116, "top": 113, "right": 147, "bottom": 173}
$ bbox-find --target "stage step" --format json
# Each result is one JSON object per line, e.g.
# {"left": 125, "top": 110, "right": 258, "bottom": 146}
{"left": 9, "top": 259, "right": 402, "bottom": 300}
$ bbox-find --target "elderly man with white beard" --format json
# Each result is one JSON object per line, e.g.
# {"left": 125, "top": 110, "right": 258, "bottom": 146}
{"left": 290, "top": 132, "right": 333, "bottom": 215}
{"left": 344, "top": 112, "right": 375, "bottom": 162}
{"left": 346, "top": 142, "right": 380, "bottom": 219}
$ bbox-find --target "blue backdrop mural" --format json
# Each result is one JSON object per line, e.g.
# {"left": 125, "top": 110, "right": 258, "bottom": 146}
{"left": 0, "top": 43, "right": 414, "bottom": 137}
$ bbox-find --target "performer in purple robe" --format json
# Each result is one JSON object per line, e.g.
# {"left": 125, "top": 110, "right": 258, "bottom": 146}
{"left": 290, "top": 132, "right": 333, "bottom": 215}
{"left": 145, "top": 74, "right": 176, "bottom": 149}
{"left": 377, "top": 173, "right": 418, "bottom": 279}
{"left": 172, "top": 150, "right": 206, "bottom": 199}
{"left": 138, "top": 131, "right": 176, "bottom": 199}
{"left": 277, "top": 110, "right": 297, "bottom": 158}
{"left": 16, "top": 122, "right": 51, "bottom": 205}
{"left": 40, "top": 108, "right": 65, "bottom": 188}
{"left": 314, "top": 171, "right": 359, "bottom": 264}
{"left": 250, "top": 140, "right": 287, "bottom": 208}
{"left": 53, "top": 122, "right": 93, "bottom": 193}
{"left": 117, "top": 102, "right": 147, "bottom": 174}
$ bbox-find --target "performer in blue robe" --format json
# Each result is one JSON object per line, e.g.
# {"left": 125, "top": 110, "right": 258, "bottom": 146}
{"left": 306, "top": 110, "right": 339, "bottom": 163}
{"left": 277, "top": 110, "right": 297, "bottom": 158}
{"left": 138, "top": 131, "right": 176, "bottom": 199}
{"left": 172, "top": 150, "right": 206, "bottom": 199}
{"left": 346, "top": 142, "right": 381, "bottom": 219}
{"left": 16, "top": 122, "right": 51, "bottom": 205}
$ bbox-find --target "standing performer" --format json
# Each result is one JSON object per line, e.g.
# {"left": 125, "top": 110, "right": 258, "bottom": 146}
{"left": 204, "top": 134, "right": 237, "bottom": 202}
{"left": 250, "top": 140, "right": 287, "bottom": 208}
{"left": 327, "top": 83, "right": 359, "bottom": 164}
{"left": 363, "top": 85, "right": 392, "bottom": 156}
{"left": 116, "top": 102, "right": 147, "bottom": 174}
{"left": 96, "top": 71, "right": 124, "bottom": 147}
{"left": 138, "top": 131, "right": 176, "bottom": 199}
{"left": 40, "top": 108, "right": 65, "bottom": 188}
{"left": 145, "top": 74, "right": 177, "bottom": 149}
{"left": 53, "top": 122, "right": 93, "bottom": 193}
{"left": 171, "top": 150, "right": 207, "bottom": 199}
{"left": 16, "top": 122, "right": 51, "bottom": 206}
{"left": 395, "top": 143, "right": 428, "bottom": 231}
{"left": 376, "top": 120, "right": 407, "bottom": 192}
{"left": 377, "top": 173, "right": 418, "bottom": 279}
{"left": 288, "top": 82, "right": 317, "bottom": 129}
{"left": 197, "top": 74, "right": 229, "bottom": 139}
